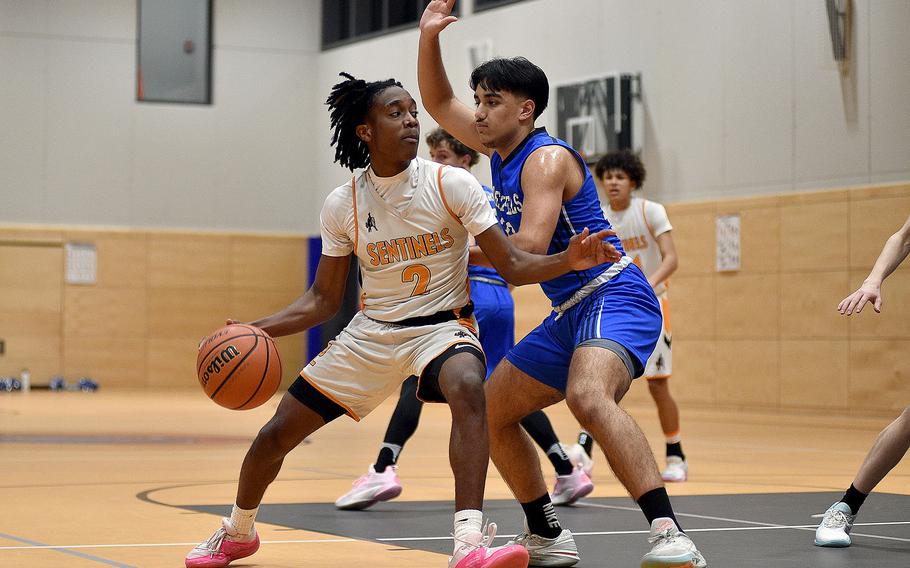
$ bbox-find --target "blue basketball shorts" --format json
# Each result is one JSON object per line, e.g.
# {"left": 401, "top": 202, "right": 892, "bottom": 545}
{"left": 505, "top": 264, "right": 662, "bottom": 392}
{"left": 470, "top": 279, "right": 515, "bottom": 379}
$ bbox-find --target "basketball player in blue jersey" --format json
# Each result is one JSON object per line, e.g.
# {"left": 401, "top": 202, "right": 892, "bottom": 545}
{"left": 418, "top": 2, "right": 708, "bottom": 567}
{"left": 335, "top": 129, "right": 594, "bottom": 511}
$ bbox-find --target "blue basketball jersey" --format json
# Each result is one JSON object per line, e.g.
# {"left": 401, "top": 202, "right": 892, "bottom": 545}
{"left": 490, "top": 127, "right": 624, "bottom": 305}
{"left": 467, "top": 184, "right": 507, "bottom": 286}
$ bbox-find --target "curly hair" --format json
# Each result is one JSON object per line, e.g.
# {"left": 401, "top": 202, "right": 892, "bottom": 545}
{"left": 325, "top": 72, "right": 402, "bottom": 171}
{"left": 424, "top": 128, "right": 480, "bottom": 167}
{"left": 593, "top": 149, "right": 646, "bottom": 189}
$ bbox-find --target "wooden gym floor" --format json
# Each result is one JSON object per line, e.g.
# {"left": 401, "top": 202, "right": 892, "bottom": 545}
{"left": 1, "top": 388, "right": 909, "bottom": 567}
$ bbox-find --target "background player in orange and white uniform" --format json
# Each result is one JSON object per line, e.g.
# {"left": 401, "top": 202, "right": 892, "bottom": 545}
{"left": 570, "top": 150, "right": 688, "bottom": 483}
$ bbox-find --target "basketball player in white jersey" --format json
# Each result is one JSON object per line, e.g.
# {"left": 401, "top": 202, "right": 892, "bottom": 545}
{"left": 183, "top": 73, "right": 619, "bottom": 568}
{"left": 569, "top": 150, "right": 688, "bottom": 483}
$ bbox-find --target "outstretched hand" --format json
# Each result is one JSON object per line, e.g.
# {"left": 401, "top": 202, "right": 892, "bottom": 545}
{"left": 420, "top": 0, "right": 458, "bottom": 37}
{"left": 566, "top": 228, "right": 622, "bottom": 270}
{"left": 838, "top": 282, "right": 882, "bottom": 315}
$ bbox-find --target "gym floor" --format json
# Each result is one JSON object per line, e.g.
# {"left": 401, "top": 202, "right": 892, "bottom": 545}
{"left": 2, "top": 389, "right": 908, "bottom": 567}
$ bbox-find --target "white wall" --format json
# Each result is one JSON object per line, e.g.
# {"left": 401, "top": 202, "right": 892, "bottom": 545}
{"left": 315, "top": 0, "right": 910, "bottom": 211}
{"left": 0, "top": 0, "right": 320, "bottom": 232}
{"left": 2, "top": 0, "right": 909, "bottom": 234}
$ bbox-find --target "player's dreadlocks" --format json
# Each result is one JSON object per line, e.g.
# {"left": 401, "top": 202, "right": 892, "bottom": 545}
{"left": 326, "top": 72, "right": 403, "bottom": 171}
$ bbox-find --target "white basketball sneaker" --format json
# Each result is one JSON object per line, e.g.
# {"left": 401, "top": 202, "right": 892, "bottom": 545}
{"left": 508, "top": 524, "right": 579, "bottom": 567}
{"left": 562, "top": 443, "right": 594, "bottom": 477}
{"left": 641, "top": 518, "right": 707, "bottom": 568}
{"left": 660, "top": 457, "right": 688, "bottom": 483}
{"left": 814, "top": 502, "right": 855, "bottom": 547}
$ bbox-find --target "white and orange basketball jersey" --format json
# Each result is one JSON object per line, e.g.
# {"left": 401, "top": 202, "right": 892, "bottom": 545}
{"left": 605, "top": 195, "right": 673, "bottom": 378}
{"left": 320, "top": 157, "right": 499, "bottom": 322}
{"left": 604, "top": 196, "right": 673, "bottom": 295}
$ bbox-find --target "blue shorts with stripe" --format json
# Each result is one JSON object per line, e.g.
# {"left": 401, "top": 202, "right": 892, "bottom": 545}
{"left": 470, "top": 278, "right": 515, "bottom": 379}
{"left": 505, "top": 264, "right": 661, "bottom": 392}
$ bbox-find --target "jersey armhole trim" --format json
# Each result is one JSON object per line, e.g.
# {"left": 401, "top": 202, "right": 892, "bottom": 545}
{"left": 351, "top": 176, "right": 360, "bottom": 252}
{"left": 642, "top": 199, "right": 658, "bottom": 241}
{"left": 437, "top": 166, "right": 463, "bottom": 225}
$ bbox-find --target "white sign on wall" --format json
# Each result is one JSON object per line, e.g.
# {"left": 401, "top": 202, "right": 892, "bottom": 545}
{"left": 716, "top": 214, "right": 741, "bottom": 272}
{"left": 65, "top": 242, "right": 97, "bottom": 285}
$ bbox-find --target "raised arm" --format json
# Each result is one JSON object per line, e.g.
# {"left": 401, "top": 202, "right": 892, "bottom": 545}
{"left": 245, "top": 254, "right": 351, "bottom": 337}
{"left": 418, "top": 0, "right": 491, "bottom": 156}
{"left": 838, "top": 213, "right": 910, "bottom": 315}
{"left": 474, "top": 225, "right": 620, "bottom": 286}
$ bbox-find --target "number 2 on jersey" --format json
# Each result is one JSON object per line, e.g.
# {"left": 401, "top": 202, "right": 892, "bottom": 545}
{"left": 402, "top": 264, "right": 431, "bottom": 296}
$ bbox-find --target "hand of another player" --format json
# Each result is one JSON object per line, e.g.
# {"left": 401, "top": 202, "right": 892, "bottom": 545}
{"left": 420, "top": 0, "right": 458, "bottom": 37}
{"left": 566, "top": 227, "right": 622, "bottom": 270}
{"left": 838, "top": 282, "right": 882, "bottom": 315}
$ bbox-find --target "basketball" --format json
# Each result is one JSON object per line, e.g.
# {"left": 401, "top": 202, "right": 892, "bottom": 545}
{"left": 196, "top": 324, "right": 282, "bottom": 410}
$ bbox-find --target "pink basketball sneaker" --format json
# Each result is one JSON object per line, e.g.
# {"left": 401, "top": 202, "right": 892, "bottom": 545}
{"left": 335, "top": 465, "right": 403, "bottom": 510}
{"left": 450, "top": 522, "right": 530, "bottom": 568}
{"left": 550, "top": 465, "right": 594, "bottom": 506}
{"left": 185, "top": 519, "right": 259, "bottom": 568}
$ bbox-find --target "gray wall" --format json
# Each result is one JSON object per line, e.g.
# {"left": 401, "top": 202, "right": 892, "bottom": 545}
{"left": 1, "top": 0, "right": 320, "bottom": 232}
{"left": 2, "top": 0, "right": 909, "bottom": 234}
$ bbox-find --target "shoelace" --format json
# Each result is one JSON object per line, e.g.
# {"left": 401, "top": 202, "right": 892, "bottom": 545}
{"left": 823, "top": 510, "right": 850, "bottom": 529}
{"left": 196, "top": 528, "right": 227, "bottom": 557}
{"left": 510, "top": 532, "right": 532, "bottom": 547}
{"left": 648, "top": 527, "right": 678, "bottom": 545}
{"left": 452, "top": 521, "right": 499, "bottom": 551}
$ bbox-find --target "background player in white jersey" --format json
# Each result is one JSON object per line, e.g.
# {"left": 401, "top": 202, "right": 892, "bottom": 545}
{"left": 334, "top": 129, "right": 593, "bottom": 511}
{"left": 184, "top": 73, "right": 619, "bottom": 568}
{"left": 814, "top": 213, "right": 910, "bottom": 547}
{"left": 569, "top": 150, "right": 688, "bottom": 483}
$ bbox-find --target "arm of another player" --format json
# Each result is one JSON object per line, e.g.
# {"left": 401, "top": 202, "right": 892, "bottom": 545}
{"left": 649, "top": 231, "right": 678, "bottom": 289}
{"left": 417, "top": 0, "right": 490, "bottom": 157}
{"left": 475, "top": 225, "right": 620, "bottom": 286}
{"left": 839, "top": 213, "right": 910, "bottom": 315}
{"left": 245, "top": 254, "right": 351, "bottom": 337}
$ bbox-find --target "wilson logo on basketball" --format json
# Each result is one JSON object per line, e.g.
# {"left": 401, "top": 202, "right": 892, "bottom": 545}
{"left": 200, "top": 345, "right": 241, "bottom": 386}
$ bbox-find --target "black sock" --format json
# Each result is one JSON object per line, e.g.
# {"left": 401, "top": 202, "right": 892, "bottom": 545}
{"left": 637, "top": 487, "right": 681, "bottom": 530}
{"left": 841, "top": 484, "right": 868, "bottom": 515}
{"left": 666, "top": 442, "right": 685, "bottom": 460}
{"left": 578, "top": 431, "right": 594, "bottom": 458}
{"left": 546, "top": 444, "right": 574, "bottom": 476}
{"left": 374, "top": 447, "right": 396, "bottom": 472}
{"left": 373, "top": 377, "right": 424, "bottom": 473}
{"left": 520, "top": 494, "right": 563, "bottom": 539}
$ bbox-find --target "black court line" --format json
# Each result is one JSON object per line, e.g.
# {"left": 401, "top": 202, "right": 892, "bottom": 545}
{"left": 180, "top": 492, "right": 910, "bottom": 567}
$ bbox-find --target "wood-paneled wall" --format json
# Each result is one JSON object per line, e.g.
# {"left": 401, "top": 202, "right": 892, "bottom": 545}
{"left": 514, "top": 183, "right": 910, "bottom": 414}
{"left": 0, "top": 227, "right": 308, "bottom": 389}
{"left": 3, "top": 182, "right": 908, "bottom": 413}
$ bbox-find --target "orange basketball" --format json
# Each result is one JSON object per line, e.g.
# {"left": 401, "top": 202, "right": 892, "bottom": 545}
{"left": 196, "top": 324, "right": 282, "bottom": 410}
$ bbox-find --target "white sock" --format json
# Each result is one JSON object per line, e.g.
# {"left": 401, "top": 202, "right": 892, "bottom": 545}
{"left": 453, "top": 509, "right": 483, "bottom": 550}
{"left": 229, "top": 504, "right": 259, "bottom": 537}
{"left": 665, "top": 432, "right": 681, "bottom": 445}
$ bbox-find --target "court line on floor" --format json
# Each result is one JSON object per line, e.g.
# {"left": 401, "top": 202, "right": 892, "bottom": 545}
{"left": 574, "top": 502, "right": 910, "bottom": 543}
{"left": 0, "top": 538, "right": 357, "bottom": 551}
{"left": 3, "top": 521, "right": 910, "bottom": 551}
{"left": 0, "top": 531, "right": 137, "bottom": 567}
